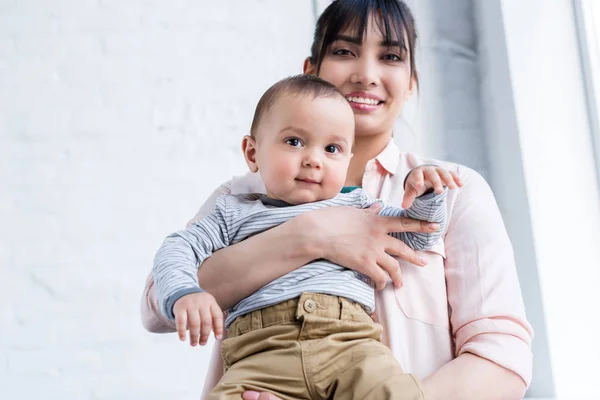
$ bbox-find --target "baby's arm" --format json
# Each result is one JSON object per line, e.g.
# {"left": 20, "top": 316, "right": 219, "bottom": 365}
{"left": 152, "top": 196, "right": 230, "bottom": 328}
{"left": 378, "top": 165, "right": 461, "bottom": 250}
{"left": 379, "top": 190, "right": 447, "bottom": 251}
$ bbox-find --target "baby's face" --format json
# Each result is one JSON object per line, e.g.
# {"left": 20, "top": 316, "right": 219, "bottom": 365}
{"left": 252, "top": 94, "right": 355, "bottom": 205}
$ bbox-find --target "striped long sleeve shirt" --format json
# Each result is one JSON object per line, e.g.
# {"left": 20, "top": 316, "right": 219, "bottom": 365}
{"left": 153, "top": 188, "right": 447, "bottom": 329}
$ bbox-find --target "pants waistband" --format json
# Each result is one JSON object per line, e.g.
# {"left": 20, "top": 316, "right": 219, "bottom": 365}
{"left": 227, "top": 292, "right": 373, "bottom": 338}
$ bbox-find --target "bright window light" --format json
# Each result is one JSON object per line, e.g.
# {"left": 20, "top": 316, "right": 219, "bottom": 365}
{"left": 575, "top": 0, "right": 600, "bottom": 180}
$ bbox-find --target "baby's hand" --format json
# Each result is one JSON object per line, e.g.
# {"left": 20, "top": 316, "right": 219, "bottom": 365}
{"left": 402, "top": 165, "right": 463, "bottom": 209}
{"left": 173, "top": 292, "right": 223, "bottom": 346}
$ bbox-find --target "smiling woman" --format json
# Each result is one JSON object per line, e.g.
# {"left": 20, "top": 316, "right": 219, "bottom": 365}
{"left": 141, "top": 1, "right": 533, "bottom": 399}
{"left": 306, "top": 0, "right": 417, "bottom": 156}
{"left": 151, "top": 74, "right": 452, "bottom": 400}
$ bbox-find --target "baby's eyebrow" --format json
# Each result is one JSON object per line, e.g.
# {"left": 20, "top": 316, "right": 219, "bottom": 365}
{"left": 279, "top": 126, "right": 309, "bottom": 136}
{"left": 329, "top": 135, "right": 350, "bottom": 146}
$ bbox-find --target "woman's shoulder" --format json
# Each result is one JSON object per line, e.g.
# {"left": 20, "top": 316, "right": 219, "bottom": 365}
{"left": 220, "top": 171, "right": 266, "bottom": 195}
{"left": 186, "top": 172, "right": 265, "bottom": 226}
{"left": 396, "top": 152, "right": 489, "bottom": 184}
{"left": 396, "top": 152, "right": 492, "bottom": 206}
{"left": 397, "top": 152, "right": 462, "bottom": 174}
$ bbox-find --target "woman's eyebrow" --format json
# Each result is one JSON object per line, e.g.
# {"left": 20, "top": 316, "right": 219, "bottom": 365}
{"left": 334, "top": 35, "right": 362, "bottom": 45}
{"left": 335, "top": 35, "right": 406, "bottom": 51}
{"left": 382, "top": 40, "right": 401, "bottom": 47}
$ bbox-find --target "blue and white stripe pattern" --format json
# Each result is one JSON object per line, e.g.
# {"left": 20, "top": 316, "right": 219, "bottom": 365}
{"left": 153, "top": 188, "right": 447, "bottom": 328}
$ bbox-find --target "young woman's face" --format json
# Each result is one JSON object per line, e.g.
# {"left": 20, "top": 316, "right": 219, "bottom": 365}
{"left": 307, "top": 16, "right": 415, "bottom": 138}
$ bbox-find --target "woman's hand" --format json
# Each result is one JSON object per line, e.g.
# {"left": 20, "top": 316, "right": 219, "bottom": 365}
{"left": 242, "top": 391, "right": 282, "bottom": 400}
{"left": 301, "top": 203, "right": 440, "bottom": 290}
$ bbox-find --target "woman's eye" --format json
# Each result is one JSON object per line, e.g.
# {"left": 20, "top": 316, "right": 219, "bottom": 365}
{"left": 333, "top": 48, "right": 353, "bottom": 56}
{"left": 325, "top": 144, "right": 341, "bottom": 154}
{"left": 286, "top": 138, "right": 302, "bottom": 147}
{"left": 383, "top": 53, "right": 402, "bottom": 62}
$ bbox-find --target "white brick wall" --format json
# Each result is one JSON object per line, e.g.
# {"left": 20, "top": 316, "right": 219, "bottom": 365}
{"left": 1, "top": 1, "right": 313, "bottom": 398}
{"left": 2, "top": 0, "right": 530, "bottom": 398}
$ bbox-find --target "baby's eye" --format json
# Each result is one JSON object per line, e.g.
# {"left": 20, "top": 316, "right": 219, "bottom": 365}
{"left": 325, "top": 144, "right": 341, "bottom": 154}
{"left": 285, "top": 137, "right": 303, "bottom": 147}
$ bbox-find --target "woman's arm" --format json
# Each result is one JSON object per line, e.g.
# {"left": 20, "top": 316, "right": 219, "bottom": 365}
{"left": 199, "top": 204, "right": 440, "bottom": 309}
{"left": 422, "top": 353, "right": 526, "bottom": 400}
{"left": 140, "top": 272, "right": 176, "bottom": 333}
{"left": 423, "top": 165, "right": 533, "bottom": 399}
{"left": 196, "top": 213, "right": 322, "bottom": 309}
{"left": 141, "top": 175, "right": 438, "bottom": 329}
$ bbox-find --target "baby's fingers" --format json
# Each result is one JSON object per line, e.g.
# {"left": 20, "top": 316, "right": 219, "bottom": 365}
{"left": 199, "top": 309, "right": 213, "bottom": 346}
{"left": 449, "top": 170, "right": 464, "bottom": 187}
{"left": 402, "top": 169, "right": 424, "bottom": 209}
{"left": 436, "top": 168, "right": 457, "bottom": 189}
{"left": 424, "top": 168, "right": 444, "bottom": 194}
{"left": 211, "top": 303, "right": 224, "bottom": 341}
{"left": 175, "top": 310, "right": 187, "bottom": 342}
{"left": 188, "top": 310, "right": 201, "bottom": 347}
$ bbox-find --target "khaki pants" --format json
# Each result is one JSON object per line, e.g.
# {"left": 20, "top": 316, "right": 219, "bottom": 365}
{"left": 207, "top": 293, "right": 424, "bottom": 400}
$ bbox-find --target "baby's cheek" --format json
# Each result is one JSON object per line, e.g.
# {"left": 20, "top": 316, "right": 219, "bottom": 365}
{"left": 326, "top": 166, "right": 349, "bottom": 193}
{"left": 267, "top": 160, "right": 295, "bottom": 188}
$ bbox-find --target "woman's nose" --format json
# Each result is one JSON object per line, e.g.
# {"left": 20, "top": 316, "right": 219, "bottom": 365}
{"left": 350, "top": 57, "right": 380, "bottom": 87}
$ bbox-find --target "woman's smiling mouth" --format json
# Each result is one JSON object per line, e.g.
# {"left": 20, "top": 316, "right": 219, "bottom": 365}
{"left": 345, "top": 91, "right": 384, "bottom": 112}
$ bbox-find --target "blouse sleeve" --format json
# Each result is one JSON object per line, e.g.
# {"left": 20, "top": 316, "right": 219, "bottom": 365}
{"left": 444, "top": 165, "right": 534, "bottom": 386}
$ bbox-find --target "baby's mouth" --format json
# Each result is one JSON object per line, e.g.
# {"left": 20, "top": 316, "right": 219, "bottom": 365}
{"left": 296, "top": 178, "right": 320, "bottom": 184}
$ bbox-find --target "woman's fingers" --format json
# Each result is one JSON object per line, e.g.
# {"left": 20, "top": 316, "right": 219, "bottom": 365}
{"left": 376, "top": 251, "right": 403, "bottom": 288}
{"left": 242, "top": 391, "right": 283, "bottom": 400}
{"left": 384, "top": 235, "right": 428, "bottom": 267}
{"left": 381, "top": 215, "right": 440, "bottom": 234}
{"left": 359, "top": 256, "right": 389, "bottom": 290}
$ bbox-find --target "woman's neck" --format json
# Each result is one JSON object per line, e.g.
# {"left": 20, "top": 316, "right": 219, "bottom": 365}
{"left": 345, "top": 132, "right": 392, "bottom": 186}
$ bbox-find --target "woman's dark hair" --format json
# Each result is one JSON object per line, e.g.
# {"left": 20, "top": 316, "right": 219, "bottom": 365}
{"left": 309, "top": 0, "right": 418, "bottom": 86}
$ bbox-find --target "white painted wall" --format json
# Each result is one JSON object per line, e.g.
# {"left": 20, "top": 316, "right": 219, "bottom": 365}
{"left": 4, "top": 0, "right": 597, "bottom": 399}
{"left": 0, "top": 1, "right": 313, "bottom": 398}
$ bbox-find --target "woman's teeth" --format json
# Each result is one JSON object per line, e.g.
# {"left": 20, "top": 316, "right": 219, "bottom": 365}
{"left": 347, "top": 96, "right": 381, "bottom": 105}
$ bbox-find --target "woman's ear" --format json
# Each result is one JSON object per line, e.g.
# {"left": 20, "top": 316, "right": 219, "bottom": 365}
{"left": 303, "top": 57, "right": 316, "bottom": 75}
{"left": 406, "top": 75, "right": 417, "bottom": 99}
{"left": 241, "top": 135, "right": 259, "bottom": 173}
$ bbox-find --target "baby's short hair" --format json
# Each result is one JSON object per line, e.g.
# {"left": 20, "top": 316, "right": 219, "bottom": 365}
{"left": 250, "top": 74, "right": 346, "bottom": 137}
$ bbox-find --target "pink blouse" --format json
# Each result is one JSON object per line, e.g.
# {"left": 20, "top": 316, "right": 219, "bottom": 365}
{"left": 141, "top": 140, "right": 533, "bottom": 397}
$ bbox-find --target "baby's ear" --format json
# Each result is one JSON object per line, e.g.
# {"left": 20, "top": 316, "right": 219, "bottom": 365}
{"left": 241, "top": 135, "right": 259, "bottom": 173}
